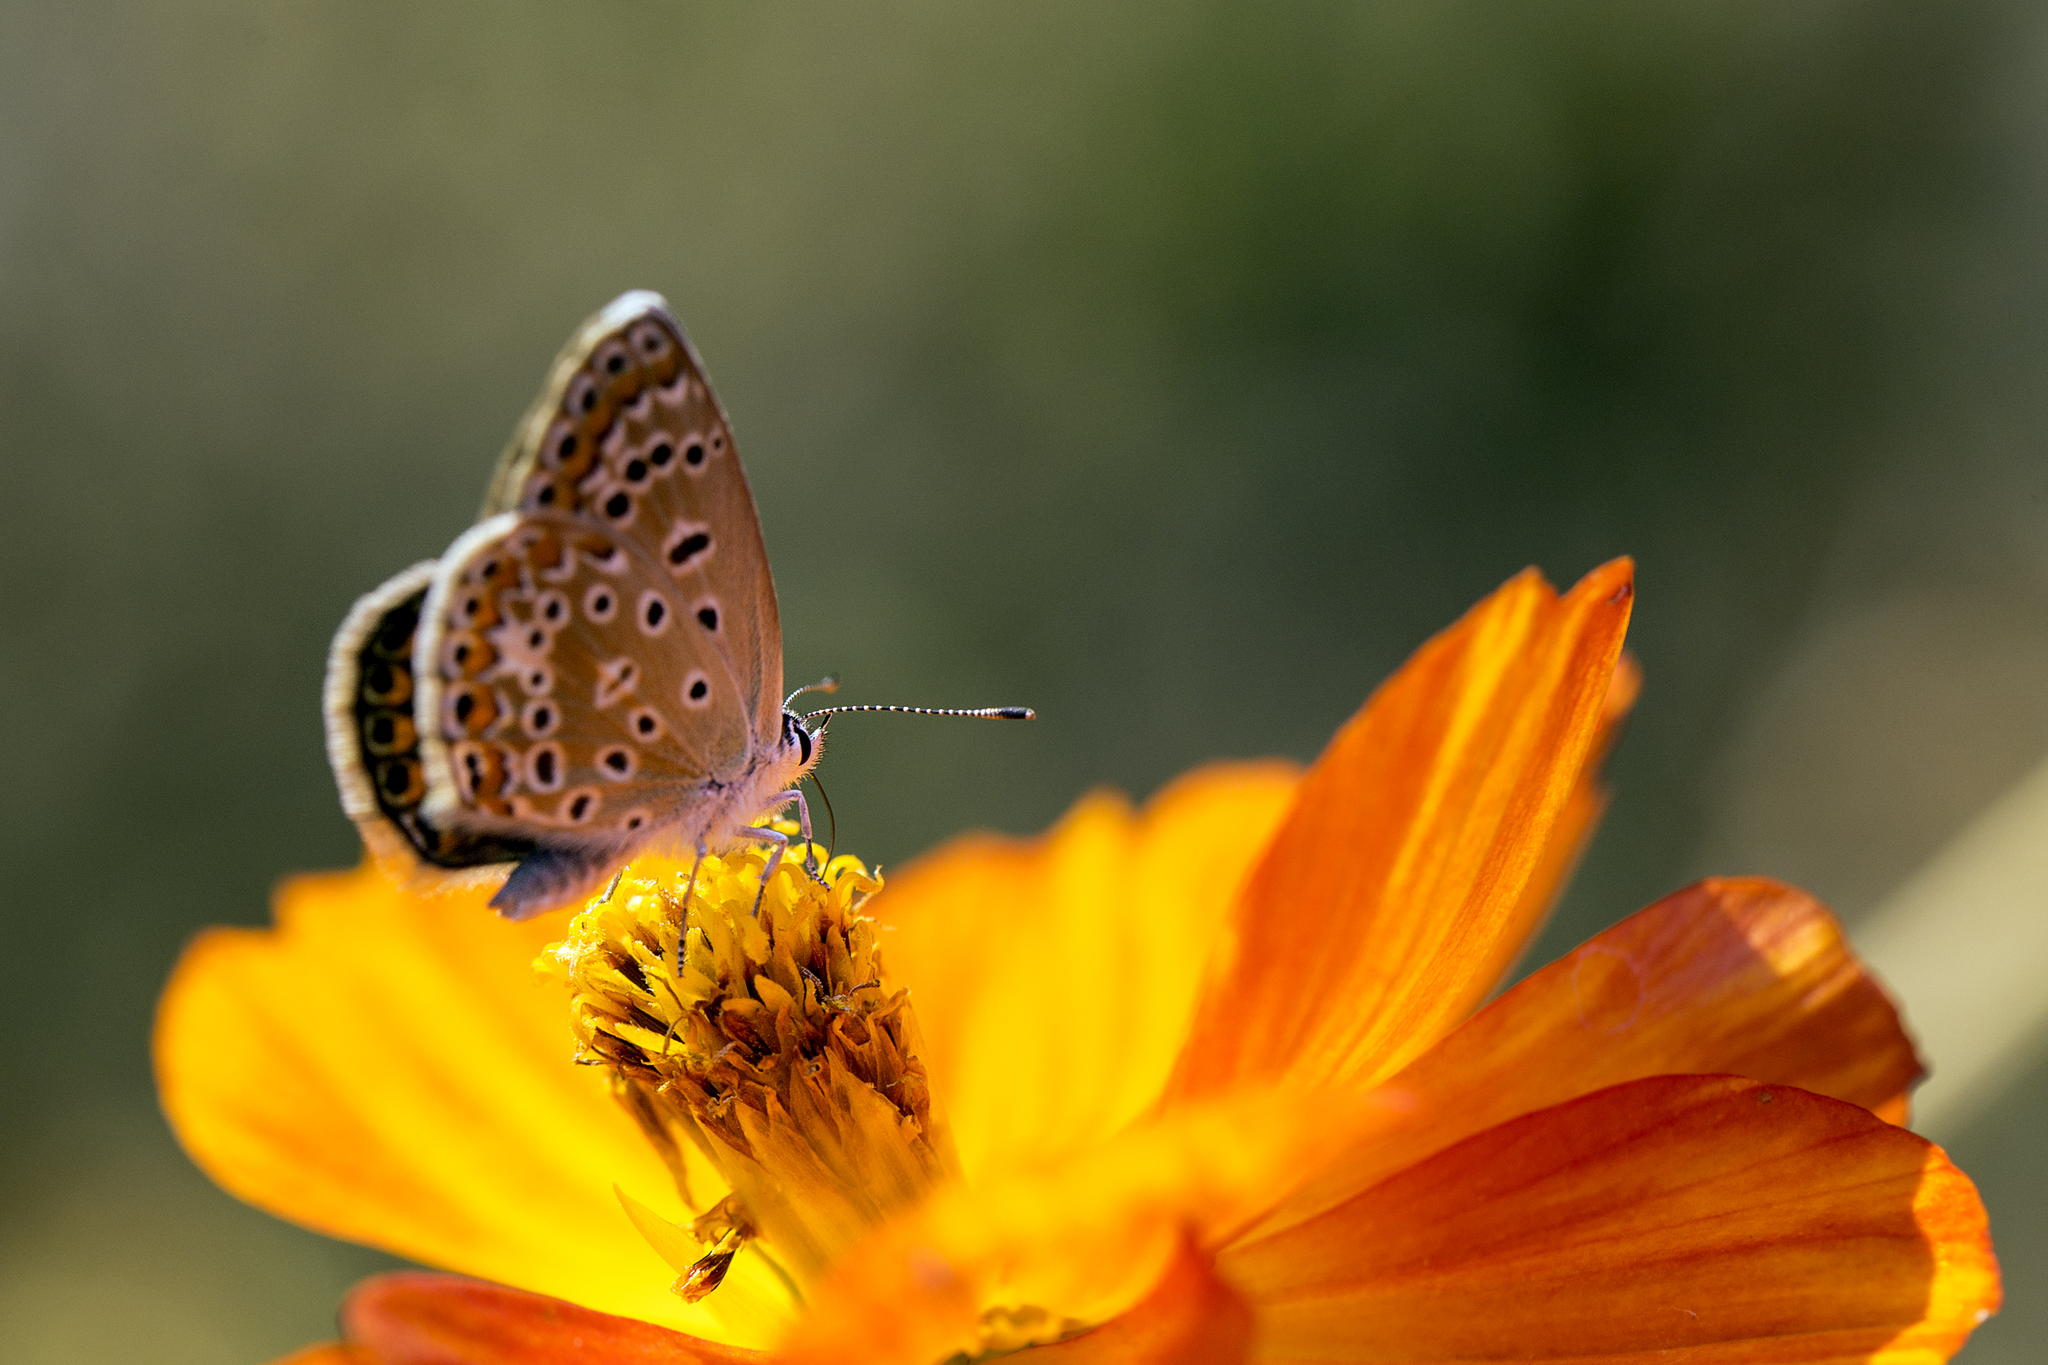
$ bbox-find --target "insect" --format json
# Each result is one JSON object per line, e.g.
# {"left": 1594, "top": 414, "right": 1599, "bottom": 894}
{"left": 324, "top": 291, "right": 1029, "bottom": 918}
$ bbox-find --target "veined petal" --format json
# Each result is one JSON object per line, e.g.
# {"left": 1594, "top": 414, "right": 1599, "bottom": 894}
{"left": 1248, "top": 876, "right": 1923, "bottom": 1237}
{"left": 339, "top": 1274, "right": 764, "bottom": 1364}
{"left": 1172, "top": 561, "right": 1635, "bottom": 1099}
{"left": 1023, "top": 1239, "right": 1254, "bottom": 1365}
{"left": 1468, "top": 650, "right": 1640, "bottom": 993}
{"left": 1234, "top": 1076, "right": 1999, "bottom": 1364}
{"left": 154, "top": 863, "right": 792, "bottom": 1344}
{"left": 781, "top": 1087, "right": 1379, "bottom": 1365}
{"left": 875, "top": 763, "right": 1299, "bottom": 1178}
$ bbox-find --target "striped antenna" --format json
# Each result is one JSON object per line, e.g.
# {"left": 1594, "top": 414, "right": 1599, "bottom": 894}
{"left": 803, "top": 703, "right": 1035, "bottom": 722}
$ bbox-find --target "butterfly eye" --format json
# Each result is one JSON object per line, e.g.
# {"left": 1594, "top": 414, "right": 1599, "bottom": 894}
{"left": 783, "top": 715, "right": 814, "bottom": 766}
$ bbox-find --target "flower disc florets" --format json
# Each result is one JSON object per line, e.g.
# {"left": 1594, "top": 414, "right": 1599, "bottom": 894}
{"left": 543, "top": 834, "right": 953, "bottom": 1291}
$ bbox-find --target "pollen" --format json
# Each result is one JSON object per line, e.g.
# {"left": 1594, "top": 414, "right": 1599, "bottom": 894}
{"left": 543, "top": 835, "right": 955, "bottom": 1294}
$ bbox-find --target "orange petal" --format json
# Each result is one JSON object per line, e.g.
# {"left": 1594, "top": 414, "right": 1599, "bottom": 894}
{"left": 1250, "top": 875, "right": 1925, "bottom": 1236}
{"left": 154, "top": 863, "right": 790, "bottom": 1343}
{"left": 1172, "top": 560, "right": 1635, "bottom": 1098}
{"left": 874, "top": 762, "right": 1300, "bottom": 1177}
{"left": 1233, "top": 1075, "right": 1999, "bottom": 1363}
{"left": 268, "top": 1348, "right": 365, "bottom": 1365}
{"left": 341, "top": 1274, "right": 765, "bottom": 1363}
{"left": 780, "top": 1086, "right": 1375, "bottom": 1365}
{"left": 1024, "top": 1239, "right": 1253, "bottom": 1365}
{"left": 1470, "top": 648, "right": 1641, "bottom": 992}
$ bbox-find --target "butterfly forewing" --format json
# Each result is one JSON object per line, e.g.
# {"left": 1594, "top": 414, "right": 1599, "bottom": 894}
{"left": 483, "top": 293, "right": 784, "bottom": 731}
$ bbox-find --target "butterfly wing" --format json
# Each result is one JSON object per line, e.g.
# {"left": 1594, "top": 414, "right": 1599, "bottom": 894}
{"left": 412, "top": 509, "right": 778, "bottom": 912}
{"left": 323, "top": 291, "right": 790, "bottom": 914}
{"left": 322, "top": 561, "right": 537, "bottom": 871}
{"left": 482, "top": 291, "right": 785, "bottom": 730}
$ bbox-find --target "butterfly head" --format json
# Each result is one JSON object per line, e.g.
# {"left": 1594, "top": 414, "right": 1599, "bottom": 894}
{"left": 780, "top": 708, "right": 824, "bottom": 779}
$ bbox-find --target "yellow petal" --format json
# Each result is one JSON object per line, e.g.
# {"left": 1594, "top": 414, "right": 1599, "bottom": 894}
{"left": 1233, "top": 1076, "right": 1998, "bottom": 1363}
{"left": 874, "top": 763, "right": 1299, "bottom": 1177}
{"left": 1171, "top": 561, "right": 1635, "bottom": 1100}
{"left": 154, "top": 863, "right": 791, "bottom": 1344}
{"left": 780, "top": 1086, "right": 1376, "bottom": 1365}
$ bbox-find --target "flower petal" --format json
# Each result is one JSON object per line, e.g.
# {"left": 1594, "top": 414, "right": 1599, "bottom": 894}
{"left": 874, "top": 763, "right": 1300, "bottom": 1177}
{"left": 1020, "top": 1239, "right": 1253, "bottom": 1365}
{"left": 154, "top": 864, "right": 790, "bottom": 1343}
{"left": 780, "top": 1086, "right": 1375, "bottom": 1365}
{"left": 340, "top": 1274, "right": 764, "bottom": 1363}
{"left": 268, "top": 1348, "right": 364, "bottom": 1365}
{"left": 1171, "top": 561, "right": 1635, "bottom": 1099}
{"left": 1253, "top": 876, "right": 1924, "bottom": 1235}
{"left": 1231, "top": 1075, "right": 1999, "bottom": 1363}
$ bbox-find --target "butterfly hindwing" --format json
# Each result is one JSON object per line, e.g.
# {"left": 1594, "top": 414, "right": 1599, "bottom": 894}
{"left": 322, "top": 561, "right": 537, "bottom": 870}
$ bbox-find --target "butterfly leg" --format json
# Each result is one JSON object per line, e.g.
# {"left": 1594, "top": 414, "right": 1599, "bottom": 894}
{"left": 672, "top": 841, "right": 708, "bottom": 977}
{"left": 737, "top": 822, "right": 791, "bottom": 918}
{"left": 767, "top": 787, "right": 826, "bottom": 879}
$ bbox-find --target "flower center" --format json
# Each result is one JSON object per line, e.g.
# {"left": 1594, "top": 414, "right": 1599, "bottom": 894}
{"left": 544, "top": 838, "right": 956, "bottom": 1297}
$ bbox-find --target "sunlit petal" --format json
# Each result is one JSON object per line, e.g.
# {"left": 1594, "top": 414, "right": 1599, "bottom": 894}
{"left": 154, "top": 863, "right": 791, "bottom": 1342}
{"left": 782, "top": 1087, "right": 1378, "bottom": 1365}
{"left": 1013, "top": 1239, "right": 1253, "bottom": 1365}
{"left": 1254, "top": 876, "right": 1924, "bottom": 1235}
{"left": 1234, "top": 1076, "right": 1999, "bottom": 1363}
{"left": 1173, "top": 560, "right": 1635, "bottom": 1098}
{"left": 340, "top": 1274, "right": 764, "bottom": 1364}
{"left": 875, "top": 763, "right": 1299, "bottom": 1176}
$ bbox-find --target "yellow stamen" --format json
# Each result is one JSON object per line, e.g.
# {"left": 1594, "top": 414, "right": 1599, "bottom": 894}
{"left": 543, "top": 837, "right": 956, "bottom": 1293}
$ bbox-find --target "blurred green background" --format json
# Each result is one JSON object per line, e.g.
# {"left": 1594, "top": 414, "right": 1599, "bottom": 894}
{"left": 3, "top": 3, "right": 2043, "bottom": 1360}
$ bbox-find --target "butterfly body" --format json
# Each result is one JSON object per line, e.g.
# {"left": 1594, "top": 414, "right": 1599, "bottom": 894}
{"left": 325, "top": 291, "right": 825, "bottom": 918}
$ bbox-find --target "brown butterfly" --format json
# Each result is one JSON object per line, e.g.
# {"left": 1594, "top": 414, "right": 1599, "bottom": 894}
{"left": 324, "top": 292, "right": 1027, "bottom": 917}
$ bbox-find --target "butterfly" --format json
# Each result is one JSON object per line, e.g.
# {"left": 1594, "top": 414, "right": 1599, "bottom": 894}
{"left": 324, "top": 291, "right": 1026, "bottom": 919}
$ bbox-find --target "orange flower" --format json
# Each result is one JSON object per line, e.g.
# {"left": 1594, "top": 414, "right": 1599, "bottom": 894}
{"left": 156, "top": 561, "right": 2000, "bottom": 1364}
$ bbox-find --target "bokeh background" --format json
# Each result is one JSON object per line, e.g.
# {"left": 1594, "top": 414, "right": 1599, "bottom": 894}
{"left": 3, "top": 4, "right": 2044, "bottom": 1360}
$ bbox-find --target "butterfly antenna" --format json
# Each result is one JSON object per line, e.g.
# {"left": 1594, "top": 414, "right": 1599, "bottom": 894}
{"left": 803, "top": 704, "right": 1036, "bottom": 723}
{"left": 786, "top": 676, "right": 841, "bottom": 709}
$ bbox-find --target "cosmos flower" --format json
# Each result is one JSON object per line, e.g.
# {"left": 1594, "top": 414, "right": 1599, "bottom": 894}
{"left": 157, "top": 560, "right": 1999, "bottom": 1363}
